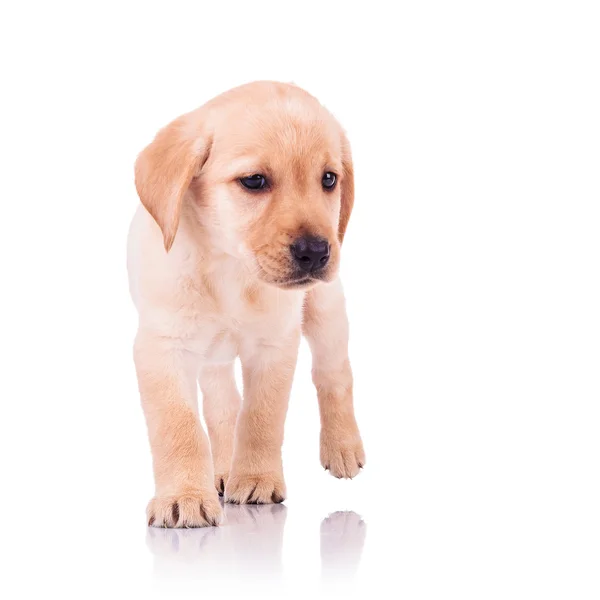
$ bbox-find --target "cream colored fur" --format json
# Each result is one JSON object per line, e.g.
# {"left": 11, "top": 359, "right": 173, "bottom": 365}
{"left": 128, "top": 81, "right": 365, "bottom": 528}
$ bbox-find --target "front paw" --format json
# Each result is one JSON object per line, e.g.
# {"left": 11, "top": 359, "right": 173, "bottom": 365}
{"left": 321, "top": 428, "right": 365, "bottom": 479}
{"left": 225, "top": 471, "right": 286, "bottom": 505}
{"left": 147, "top": 489, "right": 222, "bottom": 528}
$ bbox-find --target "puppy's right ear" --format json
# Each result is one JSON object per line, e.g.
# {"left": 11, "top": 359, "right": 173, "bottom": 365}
{"left": 134, "top": 112, "right": 211, "bottom": 251}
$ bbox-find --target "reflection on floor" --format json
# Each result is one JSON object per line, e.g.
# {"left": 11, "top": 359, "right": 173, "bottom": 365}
{"left": 146, "top": 502, "right": 366, "bottom": 582}
{"left": 320, "top": 510, "right": 367, "bottom": 578}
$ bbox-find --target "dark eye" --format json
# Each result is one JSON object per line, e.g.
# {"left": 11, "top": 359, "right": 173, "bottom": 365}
{"left": 322, "top": 172, "right": 337, "bottom": 190}
{"left": 240, "top": 174, "right": 267, "bottom": 190}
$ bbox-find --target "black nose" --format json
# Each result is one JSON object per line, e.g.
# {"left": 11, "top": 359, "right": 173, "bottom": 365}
{"left": 291, "top": 236, "right": 330, "bottom": 272}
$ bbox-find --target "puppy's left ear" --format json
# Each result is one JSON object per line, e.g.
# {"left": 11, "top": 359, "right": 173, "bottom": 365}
{"left": 135, "top": 112, "right": 211, "bottom": 251}
{"left": 338, "top": 132, "right": 354, "bottom": 244}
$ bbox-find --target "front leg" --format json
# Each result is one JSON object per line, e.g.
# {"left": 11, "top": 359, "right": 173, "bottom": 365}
{"left": 225, "top": 330, "right": 300, "bottom": 504}
{"left": 303, "top": 279, "right": 365, "bottom": 478}
{"left": 134, "top": 330, "right": 222, "bottom": 527}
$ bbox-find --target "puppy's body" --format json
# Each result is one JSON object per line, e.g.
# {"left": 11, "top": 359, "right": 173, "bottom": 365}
{"left": 128, "top": 82, "right": 364, "bottom": 528}
{"left": 128, "top": 204, "right": 304, "bottom": 359}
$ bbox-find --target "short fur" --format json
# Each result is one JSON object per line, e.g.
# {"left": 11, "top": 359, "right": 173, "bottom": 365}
{"left": 128, "top": 81, "right": 365, "bottom": 528}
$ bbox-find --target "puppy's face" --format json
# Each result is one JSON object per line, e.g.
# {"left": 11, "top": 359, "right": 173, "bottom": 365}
{"left": 135, "top": 82, "right": 354, "bottom": 289}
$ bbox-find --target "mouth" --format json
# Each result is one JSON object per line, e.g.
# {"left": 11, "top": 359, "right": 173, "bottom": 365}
{"left": 277, "top": 276, "right": 315, "bottom": 289}
{"left": 256, "top": 260, "right": 332, "bottom": 290}
{"left": 277, "top": 268, "right": 332, "bottom": 289}
{"left": 255, "top": 266, "right": 315, "bottom": 289}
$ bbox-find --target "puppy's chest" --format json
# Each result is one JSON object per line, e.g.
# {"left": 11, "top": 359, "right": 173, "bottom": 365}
{"left": 184, "top": 273, "right": 303, "bottom": 362}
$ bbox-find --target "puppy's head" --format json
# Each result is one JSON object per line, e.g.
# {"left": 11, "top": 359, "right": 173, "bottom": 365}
{"left": 135, "top": 81, "right": 354, "bottom": 289}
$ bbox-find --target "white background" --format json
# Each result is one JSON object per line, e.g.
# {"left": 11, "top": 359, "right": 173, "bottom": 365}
{"left": 1, "top": 1, "right": 599, "bottom": 598}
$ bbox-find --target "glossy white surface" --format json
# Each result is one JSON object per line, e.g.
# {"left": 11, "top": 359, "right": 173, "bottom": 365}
{"left": 2, "top": 1, "right": 599, "bottom": 598}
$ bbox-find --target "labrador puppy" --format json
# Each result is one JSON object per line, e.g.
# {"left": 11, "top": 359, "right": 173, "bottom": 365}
{"left": 128, "top": 81, "right": 365, "bottom": 528}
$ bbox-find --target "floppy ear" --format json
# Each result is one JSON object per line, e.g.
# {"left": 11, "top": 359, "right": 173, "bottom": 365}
{"left": 338, "top": 132, "right": 354, "bottom": 244}
{"left": 134, "top": 113, "right": 211, "bottom": 251}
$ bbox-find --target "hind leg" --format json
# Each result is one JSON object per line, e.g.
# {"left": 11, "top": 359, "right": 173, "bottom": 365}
{"left": 199, "top": 362, "right": 241, "bottom": 495}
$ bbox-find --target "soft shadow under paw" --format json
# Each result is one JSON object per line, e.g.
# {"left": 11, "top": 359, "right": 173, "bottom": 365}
{"left": 146, "top": 501, "right": 288, "bottom": 580}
